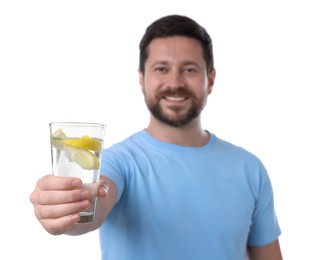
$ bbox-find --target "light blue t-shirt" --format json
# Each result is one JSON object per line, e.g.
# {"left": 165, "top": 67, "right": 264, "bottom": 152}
{"left": 99, "top": 130, "right": 281, "bottom": 259}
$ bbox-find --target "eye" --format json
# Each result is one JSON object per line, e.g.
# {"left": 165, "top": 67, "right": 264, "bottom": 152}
{"left": 183, "top": 67, "right": 197, "bottom": 73}
{"left": 154, "top": 66, "right": 168, "bottom": 73}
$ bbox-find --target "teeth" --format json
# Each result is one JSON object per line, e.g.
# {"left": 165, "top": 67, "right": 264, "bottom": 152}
{"left": 165, "top": 96, "right": 186, "bottom": 101}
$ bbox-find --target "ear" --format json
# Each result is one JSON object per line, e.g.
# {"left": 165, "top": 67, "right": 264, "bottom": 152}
{"left": 138, "top": 69, "right": 145, "bottom": 93}
{"left": 207, "top": 69, "right": 216, "bottom": 94}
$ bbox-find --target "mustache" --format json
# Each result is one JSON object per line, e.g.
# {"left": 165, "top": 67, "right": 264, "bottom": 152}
{"left": 157, "top": 87, "right": 192, "bottom": 98}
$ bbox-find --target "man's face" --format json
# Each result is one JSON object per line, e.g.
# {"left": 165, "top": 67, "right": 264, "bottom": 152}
{"left": 139, "top": 36, "right": 215, "bottom": 127}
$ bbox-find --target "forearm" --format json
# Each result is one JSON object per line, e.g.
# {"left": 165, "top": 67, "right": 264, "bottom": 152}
{"left": 247, "top": 239, "right": 283, "bottom": 260}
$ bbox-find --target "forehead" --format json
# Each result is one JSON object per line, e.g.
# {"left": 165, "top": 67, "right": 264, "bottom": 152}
{"left": 146, "top": 36, "right": 205, "bottom": 64}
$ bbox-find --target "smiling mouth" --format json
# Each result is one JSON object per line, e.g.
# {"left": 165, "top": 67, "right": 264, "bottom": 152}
{"left": 164, "top": 96, "right": 187, "bottom": 101}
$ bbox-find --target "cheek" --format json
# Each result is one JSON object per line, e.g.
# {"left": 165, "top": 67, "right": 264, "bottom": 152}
{"left": 142, "top": 84, "right": 154, "bottom": 102}
{"left": 143, "top": 78, "right": 161, "bottom": 96}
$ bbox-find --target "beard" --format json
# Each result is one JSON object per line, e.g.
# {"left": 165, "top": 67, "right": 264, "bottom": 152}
{"left": 144, "top": 87, "right": 205, "bottom": 127}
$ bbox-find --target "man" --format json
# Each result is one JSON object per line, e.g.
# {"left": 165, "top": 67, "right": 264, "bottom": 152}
{"left": 30, "top": 15, "right": 282, "bottom": 259}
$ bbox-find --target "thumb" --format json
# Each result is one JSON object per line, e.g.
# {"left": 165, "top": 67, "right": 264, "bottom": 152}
{"left": 98, "top": 180, "right": 109, "bottom": 198}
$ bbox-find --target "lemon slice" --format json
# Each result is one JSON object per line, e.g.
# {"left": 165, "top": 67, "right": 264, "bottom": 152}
{"left": 51, "top": 130, "right": 101, "bottom": 152}
{"left": 65, "top": 146, "right": 100, "bottom": 170}
{"left": 52, "top": 129, "right": 66, "bottom": 138}
{"left": 51, "top": 129, "right": 67, "bottom": 150}
{"left": 62, "top": 135, "right": 101, "bottom": 152}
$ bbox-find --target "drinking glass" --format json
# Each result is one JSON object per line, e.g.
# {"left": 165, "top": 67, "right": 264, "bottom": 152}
{"left": 49, "top": 122, "right": 105, "bottom": 223}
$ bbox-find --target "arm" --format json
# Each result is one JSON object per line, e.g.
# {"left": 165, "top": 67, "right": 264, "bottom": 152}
{"left": 247, "top": 239, "right": 283, "bottom": 260}
{"left": 30, "top": 175, "right": 117, "bottom": 236}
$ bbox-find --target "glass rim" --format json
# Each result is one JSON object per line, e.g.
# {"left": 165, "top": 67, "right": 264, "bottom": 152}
{"left": 49, "top": 122, "right": 105, "bottom": 128}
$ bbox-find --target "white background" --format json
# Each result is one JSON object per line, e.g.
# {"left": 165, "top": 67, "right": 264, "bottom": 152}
{"left": 1, "top": 0, "right": 323, "bottom": 259}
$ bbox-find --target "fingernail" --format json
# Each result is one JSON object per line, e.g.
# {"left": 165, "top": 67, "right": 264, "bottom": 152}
{"left": 80, "top": 190, "right": 89, "bottom": 199}
{"left": 103, "top": 184, "right": 109, "bottom": 194}
{"left": 72, "top": 179, "right": 81, "bottom": 188}
{"left": 80, "top": 200, "right": 90, "bottom": 209}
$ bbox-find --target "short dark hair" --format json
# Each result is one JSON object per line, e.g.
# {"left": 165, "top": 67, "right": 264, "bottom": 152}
{"left": 139, "top": 14, "right": 214, "bottom": 74}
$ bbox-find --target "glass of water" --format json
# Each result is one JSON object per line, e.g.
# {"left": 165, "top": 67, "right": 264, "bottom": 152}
{"left": 49, "top": 122, "right": 105, "bottom": 223}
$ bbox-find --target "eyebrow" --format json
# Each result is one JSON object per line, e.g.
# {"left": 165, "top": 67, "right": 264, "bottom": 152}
{"left": 150, "top": 60, "right": 201, "bottom": 68}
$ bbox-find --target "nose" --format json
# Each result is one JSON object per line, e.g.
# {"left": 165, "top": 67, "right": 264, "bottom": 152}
{"left": 167, "top": 70, "right": 184, "bottom": 89}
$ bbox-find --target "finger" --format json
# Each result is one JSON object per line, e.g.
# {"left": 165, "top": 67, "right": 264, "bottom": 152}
{"left": 35, "top": 199, "right": 90, "bottom": 220}
{"left": 98, "top": 182, "right": 109, "bottom": 198}
{"left": 97, "top": 176, "right": 110, "bottom": 198}
{"left": 39, "top": 214, "right": 81, "bottom": 235}
{"left": 38, "top": 175, "right": 83, "bottom": 191}
{"left": 37, "top": 189, "right": 90, "bottom": 205}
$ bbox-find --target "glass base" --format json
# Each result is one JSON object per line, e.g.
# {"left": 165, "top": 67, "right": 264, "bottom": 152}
{"left": 77, "top": 212, "right": 95, "bottom": 223}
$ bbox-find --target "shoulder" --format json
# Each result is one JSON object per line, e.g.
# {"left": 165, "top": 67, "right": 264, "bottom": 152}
{"left": 101, "top": 130, "right": 153, "bottom": 169}
{"left": 209, "top": 134, "right": 271, "bottom": 185}
{"left": 104, "top": 130, "right": 145, "bottom": 154}
{"left": 212, "top": 134, "right": 264, "bottom": 164}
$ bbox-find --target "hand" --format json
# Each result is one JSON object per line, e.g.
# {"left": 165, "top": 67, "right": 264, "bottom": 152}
{"left": 30, "top": 175, "right": 91, "bottom": 235}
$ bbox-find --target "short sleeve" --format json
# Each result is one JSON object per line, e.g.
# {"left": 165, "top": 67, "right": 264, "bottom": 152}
{"left": 100, "top": 148, "right": 126, "bottom": 203}
{"left": 248, "top": 171, "right": 281, "bottom": 246}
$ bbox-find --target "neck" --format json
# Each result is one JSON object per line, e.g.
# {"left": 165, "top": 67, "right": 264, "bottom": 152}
{"left": 146, "top": 116, "right": 209, "bottom": 147}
